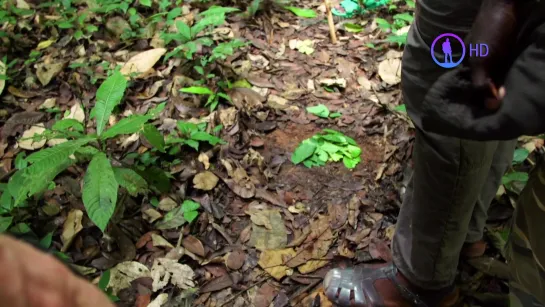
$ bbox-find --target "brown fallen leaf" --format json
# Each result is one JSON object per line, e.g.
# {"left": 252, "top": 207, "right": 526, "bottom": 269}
{"left": 247, "top": 208, "right": 273, "bottom": 230}
{"left": 253, "top": 282, "right": 279, "bottom": 307}
{"left": 348, "top": 195, "right": 360, "bottom": 229}
{"left": 2, "top": 111, "right": 45, "bottom": 138}
{"left": 120, "top": 48, "right": 166, "bottom": 78}
{"left": 151, "top": 233, "right": 174, "bottom": 248}
{"left": 151, "top": 258, "right": 195, "bottom": 292}
{"left": 248, "top": 208, "right": 288, "bottom": 251}
{"left": 193, "top": 171, "right": 219, "bottom": 191}
{"left": 200, "top": 274, "right": 233, "bottom": 293}
{"left": 225, "top": 250, "right": 246, "bottom": 270}
{"left": 258, "top": 248, "right": 297, "bottom": 280}
{"left": 36, "top": 62, "right": 65, "bottom": 86}
{"left": 328, "top": 203, "right": 348, "bottom": 229}
{"left": 182, "top": 235, "right": 206, "bottom": 257}
{"left": 61, "top": 209, "right": 83, "bottom": 252}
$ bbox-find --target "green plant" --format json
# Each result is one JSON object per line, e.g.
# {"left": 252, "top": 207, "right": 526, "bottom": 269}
{"left": 166, "top": 120, "right": 224, "bottom": 151}
{"left": 292, "top": 129, "right": 362, "bottom": 169}
{"left": 180, "top": 85, "right": 232, "bottom": 111}
{"left": 3, "top": 71, "right": 169, "bottom": 231}
{"left": 161, "top": 6, "right": 244, "bottom": 63}
{"left": 306, "top": 104, "right": 341, "bottom": 119}
{"left": 374, "top": 11, "right": 414, "bottom": 47}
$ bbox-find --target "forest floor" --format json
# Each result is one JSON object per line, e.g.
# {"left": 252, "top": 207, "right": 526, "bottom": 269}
{"left": 0, "top": 0, "right": 539, "bottom": 306}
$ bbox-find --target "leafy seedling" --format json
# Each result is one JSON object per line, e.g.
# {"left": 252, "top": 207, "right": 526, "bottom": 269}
{"left": 306, "top": 104, "right": 341, "bottom": 119}
{"left": 292, "top": 129, "right": 361, "bottom": 169}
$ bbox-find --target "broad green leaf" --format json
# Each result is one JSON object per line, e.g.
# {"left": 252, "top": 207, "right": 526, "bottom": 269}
{"left": 113, "top": 168, "right": 148, "bottom": 196}
{"left": 502, "top": 172, "right": 529, "bottom": 185}
{"left": 92, "top": 71, "right": 128, "bottom": 136}
{"left": 406, "top": 0, "right": 415, "bottom": 8}
{"left": 199, "top": 6, "right": 239, "bottom": 16}
{"left": 180, "top": 86, "right": 213, "bottom": 95}
{"left": 182, "top": 200, "right": 200, "bottom": 223}
{"left": 39, "top": 231, "right": 53, "bottom": 249}
{"left": 82, "top": 153, "right": 118, "bottom": 232}
{"left": 9, "top": 138, "right": 94, "bottom": 204}
{"left": 374, "top": 18, "right": 391, "bottom": 30}
{"left": 190, "top": 131, "right": 223, "bottom": 145}
{"left": 512, "top": 148, "right": 529, "bottom": 164}
{"left": 394, "top": 13, "right": 414, "bottom": 23}
{"left": 394, "top": 104, "right": 407, "bottom": 113}
{"left": 343, "top": 157, "right": 360, "bottom": 169}
{"left": 102, "top": 115, "right": 151, "bottom": 139}
{"left": 15, "top": 152, "right": 28, "bottom": 169}
{"left": 344, "top": 23, "right": 363, "bottom": 33}
{"left": 146, "top": 102, "right": 166, "bottom": 118}
{"left": 52, "top": 119, "right": 84, "bottom": 132}
{"left": 75, "top": 146, "right": 100, "bottom": 161}
{"left": 0, "top": 190, "right": 13, "bottom": 214}
{"left": 191, "top": 14, "right": 226, "bottom": 36}
{"left": 330, "top": 112, "right": 342, "bottom": 118}
{"left": 98, "top": 270, "right": 111, "bottom": 290}
{"left": 177, "top": 121, "right": 199, "bottom": 135}
{"left": 142, "top": 124, "right": 165, "bottom": 152}
{"left": 140, "top": 0, "right": 151, "bottom": 6}
{"left": 175, "top": 21, "right": 192, "bottom": 41}
{"left": 0, "top": 216, "right": 13, "bottom": 232}
{"left": 291, "top": 140, "right": 317, "bottom": 164}
{"left": 9, "top": 223, "right": 31, "bottom": 235}
{"left": 137, "top": 167, "right": 171, "bottom": 193}
{"left": 306, "top": 104, "right": 330, "bottom": 118}
{"left": 285, "top": 6, "right": 317, "bottom": 18}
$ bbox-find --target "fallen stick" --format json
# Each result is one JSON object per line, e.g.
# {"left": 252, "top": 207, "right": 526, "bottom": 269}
{"left": 324, "top": 0, "right": 338, "bottom": 44}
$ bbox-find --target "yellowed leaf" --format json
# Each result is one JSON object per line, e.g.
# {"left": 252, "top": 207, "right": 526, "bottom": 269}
{"left": 36, "top": 39, "right": 56, "bottom": 50}
{"left": 193, "top": 171, "right": 219, "bottom": 191}
{"left": 61, "top": 209, "right": 83, "bottom": 252}
{"left": 152, "top": 233, "right": 174, "bottom": 248}
{"left": 378, "top": 58, "right": 401, "bottom": 85}
{"left": 248, "top": 209, "right": 288, "bottom": 251}
{"left": 65, "top": 102, "right": 85, "bottom": 123}
{"left": 18, "top": 124, "right": 46, "bottom": 150}
{"left": 298, "top": 260, "right": 329, "bottom": 274}
{"left": 258, "top": 248, "right": 297, "bottom": 280}
{"left": 108, "top": 261, "right": 151, "bottom": 295}
{"left": 120, "top": 48, "right": 167, "bottom": 78}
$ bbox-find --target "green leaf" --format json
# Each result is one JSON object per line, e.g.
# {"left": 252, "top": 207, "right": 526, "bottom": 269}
{"left": 175, "top": 21, "right": 192, "bottom": 41}
{"left": 92, "top": 71, "right": 128, "bottom": 136}
{"left": 306, "top": 104, "right": 330, "bottom": 118}
{"left": 343, "top": 156, "right": 360, "bottom": 169}
{"left": 285, "top": 6, "right": 316, "bottom": 18}
{"left": 142, "top": 124, "right": 165, "bottom": 152}
{"left": 199, "top": 6, "right": 239, "bottom": 16}
{"left": 137, "top": 166, "right": 171, "bottom": 193}
{"left": 182, "top": 200, "right": 200, "bottom": 223}
{"left": 15, "top": 152, "right": 28, "bottom": 169}
{"left": 177, "top": 121, "right": 199, "bottom": 135}
{"left": 180, "top": 86, "right": 213, "bottom": 95}
{"left": 82, "top": 152, "right": 118, "bottom": 232}
{"left": 394, "top": 104, "right": 407, "bottom": 113}
{"left": 155, "top": 205, "right": 186, "bottom": 229}
{"left": 190, "top": 131, "right": 223, "bottom": 145}
{"left": 146, "top": 102, "right": 166, "bottom": 118}
{"left": 291, "top": 140, "right": 317, "bottom": 164}
{"left": 53, "top": 119, "right": 84, "bottom": 132}
{"left": 344, "top": 23, "right": 363, "bottom": 33}
{"left": 0, "top": 216, "right": 13, "bottom": 233}
{"left": 0, "top": 190, "right": 13, "bottom": 214}
{"left": 140, "top": 0, "right": 151, "bottom": 6}
{"left": 393, "top": 13, "right": 414, "bottom": 23}
{"left": 502, "top": 172, "right": 529, "bottom": 185}
{"left": 113, "top": 168, "right": 148, "bottom": 196}
{"left": 39, "top": 231, "right": 53, "bottom": 249}
{"left": 9, "top": 138, "right": 94, "bottom": 204}
{"left": 512, "top": 148, "right": 530, "bottom": 164}
{"left": 374, "top": 18, "right": 391, "bottom": 30}
{"left": 329, "top": 112, "right": 342, "bottom": 118}
{"left": 98, "top": 270, "right": 111, "bottom": 291}
{"left": 101, "top": 115, "right": 151, "bottom": 139}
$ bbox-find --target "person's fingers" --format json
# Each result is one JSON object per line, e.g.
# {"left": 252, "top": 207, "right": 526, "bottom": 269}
{"left": 0, "top": 235, "right": 114, "bottom": 307}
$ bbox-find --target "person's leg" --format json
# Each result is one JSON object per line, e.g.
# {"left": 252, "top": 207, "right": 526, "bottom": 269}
{"left": 507, "top": 159, "right": 545, "bottom": 305}
{"left": 466, "top": 140, "right": 517, "bottom": 245}
{"left": 392, "top": 127, "right": 498, "bottom": 289}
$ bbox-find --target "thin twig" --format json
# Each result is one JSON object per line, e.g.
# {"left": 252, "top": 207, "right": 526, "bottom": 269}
{"left": 324, "top": 0, "right": 338, "bottom": 44}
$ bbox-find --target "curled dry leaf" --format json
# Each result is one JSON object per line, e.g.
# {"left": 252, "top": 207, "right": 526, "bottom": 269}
{"left": 36, "top": 62, "right": 64, "bottom": 86}
{"left": 378, "top": 58, "right": 402, "bottom": 85}
{"left": 182, "top": 235, "right": 206, "bottom": 257}
{"left": 39, "top": 98, "right": 57, "bottom": 109}
{"left": 65, "top": 102, "right": 85, "bottom": 123}
{"left": 108, "top": 261, "right": 151, "bottom": 295}
{"left": 198, "top": 153, "right": 210, "bottom": 170}
{"left": 151, "top": 258, "right": 196, "bottom": 292}
{"left": 247, "top": 208, "right": 273, "bottom": 229}
{"left": 120, "top": 48, "right": 167, "bottom": 78}
{"left": 152, "top": 233, "right": 174, "bottom": 248}
{"left": 18, "top": 123, "right": 46, "bottom": 150}
{"left": 258, "top": 248, "right": 296, "bottom": 280}
{"left": 225, "top": 250, "right": 246, "bottom": 270}
{"left": 193, "top": 171, "right": 219, "bottom": 191}
{"left": 61, "top": 209, "right": 83, "bottom": 252}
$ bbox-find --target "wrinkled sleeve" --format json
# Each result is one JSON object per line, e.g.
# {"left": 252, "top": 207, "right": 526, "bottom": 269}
{"left": 421, "top": 30, "right": 545, "bottom": 141}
